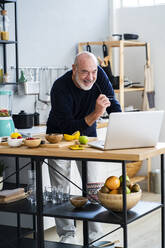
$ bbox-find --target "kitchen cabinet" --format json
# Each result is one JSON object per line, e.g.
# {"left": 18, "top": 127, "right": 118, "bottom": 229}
{"left": 0, "top": 143, "right": 164, "bottom": 248}
{"left": 78, "top": 40, "right": 150, "bottom": 112}
{"left": 0, "top": 0, "right": 18, "bottom": 85}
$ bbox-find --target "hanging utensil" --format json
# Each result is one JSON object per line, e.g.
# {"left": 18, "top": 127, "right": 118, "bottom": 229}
{"left": 99, "top": 43, "right": 119, "bottom": 89}
{"left": 142, "top": 43, "right": 155, "bottom": 110}
{"left": 86, "top": 43, "right": 92, "bottom": 52}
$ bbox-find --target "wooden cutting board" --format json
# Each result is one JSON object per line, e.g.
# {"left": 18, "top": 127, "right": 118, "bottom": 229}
{"left": 40, "top": 140, "right": 76, "bottom": 148}
{"left": 40, "top": 137, "right": 97, "bottom": 148}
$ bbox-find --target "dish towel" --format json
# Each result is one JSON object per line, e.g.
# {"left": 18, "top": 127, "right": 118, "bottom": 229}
{"left": 142, "top": 64, "right": 155, "bottom": 110}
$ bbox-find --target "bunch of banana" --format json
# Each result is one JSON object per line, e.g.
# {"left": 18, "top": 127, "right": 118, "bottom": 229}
{"left": 63, "top": 131, "right": 80, "bottom": 141}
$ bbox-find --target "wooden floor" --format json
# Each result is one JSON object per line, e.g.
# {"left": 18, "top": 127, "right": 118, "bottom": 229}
{"left": 44, "top": 192, "right": 161, "bottom": 248}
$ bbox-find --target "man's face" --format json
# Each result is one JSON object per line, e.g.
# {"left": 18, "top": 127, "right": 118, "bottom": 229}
{"left": 72, "top": 56, "right": 98, "bottom": 91}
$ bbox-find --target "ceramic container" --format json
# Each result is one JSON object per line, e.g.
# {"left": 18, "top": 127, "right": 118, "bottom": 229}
{"left": 8, "top": 137, "right": 23, "bottom": 147}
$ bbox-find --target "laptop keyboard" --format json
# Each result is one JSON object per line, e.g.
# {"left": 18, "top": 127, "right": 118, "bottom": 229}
{"left": 92, "top": 140, "right": 105, "bottom": 146}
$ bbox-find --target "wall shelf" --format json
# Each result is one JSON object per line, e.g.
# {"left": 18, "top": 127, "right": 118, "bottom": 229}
{"left": 0, "top": 40, "right": 17, "bottom": 44}
{"left": 0, "top": 0, "right": 19, "bottom": 84}
{"left": 0, "top": 0, "right": 16, "bottom": 3}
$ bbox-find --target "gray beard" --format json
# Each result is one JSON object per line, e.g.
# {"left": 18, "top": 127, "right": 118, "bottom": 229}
{"left": 75, "top": 73, "right": 94, "bottom": 91}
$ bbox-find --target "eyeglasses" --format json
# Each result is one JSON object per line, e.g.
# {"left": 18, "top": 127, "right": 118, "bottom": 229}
{"left": 77, "top": 69, "right": 98, "bottom": 77}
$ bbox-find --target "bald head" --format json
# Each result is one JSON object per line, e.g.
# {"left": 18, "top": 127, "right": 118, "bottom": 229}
{"left": 74, "top": 51, "right": 98, "bottom": 68}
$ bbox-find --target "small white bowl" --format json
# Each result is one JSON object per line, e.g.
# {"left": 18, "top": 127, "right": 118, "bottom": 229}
{"left": 8, "top": 137, "right": 23, "bottom": 147}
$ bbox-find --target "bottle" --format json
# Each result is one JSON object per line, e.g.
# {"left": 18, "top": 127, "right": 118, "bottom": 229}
{"left": 18, "top": 70, "right": 27, "bottom": 83}
{"left": 0, "top": 65, "right": 3, "bottom": 83}
{"left": 0, "top": 10, "right": 10, "bottom": 40}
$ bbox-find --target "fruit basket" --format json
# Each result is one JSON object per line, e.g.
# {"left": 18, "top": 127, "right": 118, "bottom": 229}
{"left": 126, "top": 161, "right": 142, "bottom": 178}
{"left": 97, "top": 190, "right": 142, "bottom": 212}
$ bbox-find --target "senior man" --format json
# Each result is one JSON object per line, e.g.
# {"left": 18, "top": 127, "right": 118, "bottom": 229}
{"left": 46, "top": 51, "right": 121, "bottom": 244}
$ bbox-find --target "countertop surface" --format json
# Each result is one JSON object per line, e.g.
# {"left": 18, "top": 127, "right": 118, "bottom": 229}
{"left": 0, "top": 141, "right": 165, "bottom": 162}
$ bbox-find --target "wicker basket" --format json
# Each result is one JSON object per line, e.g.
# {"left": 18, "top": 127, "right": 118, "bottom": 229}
{"left": 98, "top": 190, "right": 142, "bottom": 212}
{"left": 126, "top": 161, "right": 142, "bottom": 178}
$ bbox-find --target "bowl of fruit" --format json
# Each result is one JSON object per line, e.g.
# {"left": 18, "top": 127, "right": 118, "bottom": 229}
{"left": 8, "top": 132, "right": 23, "bottom": 147}
{"left": 97, "top": 175, "right": 142, "bottom": 212}
{"left": 24, "top": 137, "right": 41, "bottom": 148}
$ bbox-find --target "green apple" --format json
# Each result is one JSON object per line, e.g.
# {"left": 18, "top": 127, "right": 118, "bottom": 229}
{"left": 79, "top": 136, "right": 88, "bottom": 145}
{"left": 126, "top": 186, "right": 131, "bottom": 194}
{"left": 119, "top": 175, "right": 130, "bottom": 184}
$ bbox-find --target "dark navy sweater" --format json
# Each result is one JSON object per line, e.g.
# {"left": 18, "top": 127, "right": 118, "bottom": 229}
{"left": 46, "top": 66, "right": 121, "bottom": 137}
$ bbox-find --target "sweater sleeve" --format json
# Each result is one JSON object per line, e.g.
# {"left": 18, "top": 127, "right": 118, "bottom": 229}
{"left": 50, "top": 87, "right": 89, "bottom": 134}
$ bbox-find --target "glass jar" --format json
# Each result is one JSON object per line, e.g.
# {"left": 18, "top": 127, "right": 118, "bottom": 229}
{"left": 0, "top": 90, "right": 13, "bottom": 116}
{"left": 0, "top": 10, "right": 10, "bottom": 40}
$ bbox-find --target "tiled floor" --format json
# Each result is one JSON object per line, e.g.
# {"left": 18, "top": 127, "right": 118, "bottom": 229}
{"left": 43, "top": 192, "right": 161, "bottom": 247}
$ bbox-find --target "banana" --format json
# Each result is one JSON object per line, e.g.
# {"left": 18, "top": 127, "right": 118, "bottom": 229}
{"left": 63, "top": 131, "right": 80, "bottom": 141}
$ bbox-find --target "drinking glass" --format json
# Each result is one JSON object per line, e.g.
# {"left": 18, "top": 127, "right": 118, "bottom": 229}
{"left": 63, "top": 184, "right": 70, "bottom": 202}
{"left": 28, "top": 169, "right": 36, "bottom": 186}
{"left": 27, "top": 185, "right": 36, "bottom": 205}
{"left": 44, "top": 186, "right": 54, "bottom": 203}
{"left": 55, "top": 185, "right": 63, "bottom": 204}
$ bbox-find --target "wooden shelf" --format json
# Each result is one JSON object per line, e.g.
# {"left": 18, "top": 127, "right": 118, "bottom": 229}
{"left": 78, "top": 40, "right": 147, "bottom": 48}
{"left": 115, "top": 87, "right": 144, "bottom": 94}
{"left": 130, "top": 176, "right": 147, "bottom": 184}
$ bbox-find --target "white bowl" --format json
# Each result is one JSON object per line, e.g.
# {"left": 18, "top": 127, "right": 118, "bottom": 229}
{"left": 8, "top": 137, "right": 23, "bottom": 147}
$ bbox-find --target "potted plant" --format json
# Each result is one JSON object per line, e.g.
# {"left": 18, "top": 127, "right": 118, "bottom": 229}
{"left": 0, "top": 160, "right": 5, "bottom": 190}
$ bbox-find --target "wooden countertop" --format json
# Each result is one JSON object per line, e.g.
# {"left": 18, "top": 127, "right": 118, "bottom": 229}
{"left": 0, "top": 142, "right": 165, "bottom": 162}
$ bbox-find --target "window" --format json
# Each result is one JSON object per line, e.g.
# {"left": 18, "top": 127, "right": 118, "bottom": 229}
{"left": 115, "top": 0, "right": 165, "bottom": 8}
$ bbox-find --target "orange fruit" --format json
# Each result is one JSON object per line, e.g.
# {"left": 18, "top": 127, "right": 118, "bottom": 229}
{"left": 109, "top": 189, "right": 119, "bottom": 194}
{"left": 105, "top": 176, "right": 120, "bottom": 190}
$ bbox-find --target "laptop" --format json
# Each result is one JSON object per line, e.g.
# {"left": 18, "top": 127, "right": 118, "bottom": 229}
{"left": 88, "top": 110, "right": 164, "bottom": 150}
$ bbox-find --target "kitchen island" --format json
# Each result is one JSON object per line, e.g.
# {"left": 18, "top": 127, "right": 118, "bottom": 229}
{"left": 0, "top": 143, "right": 165, "bottom": 248}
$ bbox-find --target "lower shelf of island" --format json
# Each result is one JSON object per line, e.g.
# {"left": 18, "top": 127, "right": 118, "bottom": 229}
{"left": 0, "top": 198, "right": 162, "bottom": 225}
{"left": 0, "top": 225, "right": 33, "bottom": 246}
{"left": 1, "top": 237, "right": 124, "bottom": 248}
{"left": 1, "top": 237, "right": 83, "bottom": 248}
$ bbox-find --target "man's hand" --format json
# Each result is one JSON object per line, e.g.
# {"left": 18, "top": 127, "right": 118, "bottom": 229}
{"left": 85, "top": 94, "right": 111, "bottom": 126}
{"left": 95, "top": 94, "right": 111, "bottom": 116}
